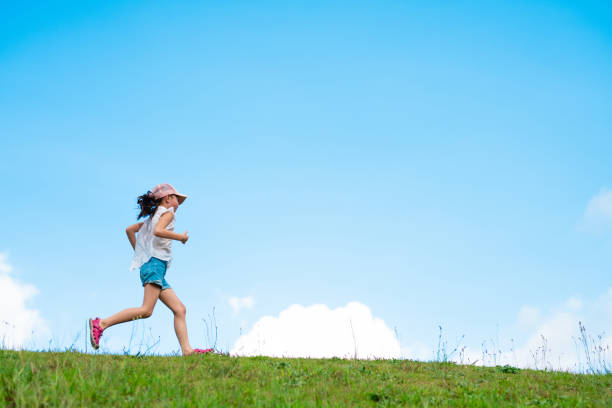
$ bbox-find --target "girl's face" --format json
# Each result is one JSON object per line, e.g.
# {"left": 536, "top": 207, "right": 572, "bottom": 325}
{"left": 163, "top": 194, "right": 180, "bottom": 211}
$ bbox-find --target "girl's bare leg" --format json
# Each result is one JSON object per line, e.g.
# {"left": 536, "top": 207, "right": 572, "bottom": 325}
{"left": 159, "top": 289, "right": 193, "bottom": 355}
{"left": 99, "top": 284, "right": 161, "bottom": 330}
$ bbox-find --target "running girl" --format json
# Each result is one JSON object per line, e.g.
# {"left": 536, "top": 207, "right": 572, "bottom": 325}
{"left": 89, "top": 183, "right": 211, "bottom": 355}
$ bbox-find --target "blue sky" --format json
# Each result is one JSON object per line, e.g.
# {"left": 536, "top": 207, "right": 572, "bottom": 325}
{"left": 1, "top": 1, "right": 611, "bottom": 367}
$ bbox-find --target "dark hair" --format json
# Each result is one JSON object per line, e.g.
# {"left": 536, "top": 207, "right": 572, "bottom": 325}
{"left": 137, "top": 191, "right": 161, "bottom": 219}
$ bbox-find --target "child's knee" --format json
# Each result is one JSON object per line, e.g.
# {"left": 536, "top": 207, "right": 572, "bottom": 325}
{"left": 175, "top": 304, "right": 187, "bottom": 318}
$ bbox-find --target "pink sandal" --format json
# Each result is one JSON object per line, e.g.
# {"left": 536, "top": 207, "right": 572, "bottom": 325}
{"left": 89, "top": 317, "right": 104, "bottom": 350}
{"left": 192, "top": 348, "right": 214, "bottom": 354}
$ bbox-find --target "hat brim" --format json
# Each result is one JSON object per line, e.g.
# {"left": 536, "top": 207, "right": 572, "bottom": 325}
{"left": 176, "top": 194, "right": 187, "bottom": 205}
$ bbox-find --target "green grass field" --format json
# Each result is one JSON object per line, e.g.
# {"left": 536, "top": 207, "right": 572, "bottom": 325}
{"left": 1, "top": 350, "right": 610, "bottom": 407}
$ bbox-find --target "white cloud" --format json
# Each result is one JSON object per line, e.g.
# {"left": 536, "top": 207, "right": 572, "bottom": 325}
{"left": 512, "top": 312, "right": 580, "bottom": 370}
{"left": 582, "top": 189, "right": 612, "bottom": 230}
{"left": 228, "top": 296, "right": 255, "bottom": 316}
{"left": 231, "top": 302, "right": 401, "bottom": 359}
{"left": 401, "top": 340, "right": 433, "bottom": 361}
{"left": 565, "top": 297, "right": 582, "bottom": 311}
{"left": 448, "top": 290, "right": 612, "bottom": 372}
{"left": 0, "top": 252, "right": 48, "bottom": 349}
{"left": 229, "top": 292, "right": 610, "bottom": 371}
{"left": 0, "top": 255, "right": 11, "bottom": 274}
{"left": 518, "top": 306, "right": 541, "bottom": 327}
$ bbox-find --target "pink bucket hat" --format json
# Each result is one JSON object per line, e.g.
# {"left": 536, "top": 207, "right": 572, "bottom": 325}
{"left": 150, "top": 183, "right": 187, "bottom": 204}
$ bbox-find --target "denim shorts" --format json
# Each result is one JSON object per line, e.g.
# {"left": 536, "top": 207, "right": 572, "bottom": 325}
{"left": 140, "top": 257, "right": 171, "bottom": 290}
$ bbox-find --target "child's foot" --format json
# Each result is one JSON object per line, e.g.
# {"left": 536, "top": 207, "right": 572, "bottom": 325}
{"left": 89, "top": 317, "right": 104, "bottom": 350}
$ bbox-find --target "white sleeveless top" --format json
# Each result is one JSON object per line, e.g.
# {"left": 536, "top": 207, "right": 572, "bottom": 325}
{"left": 130, "top": 206, "right": 175, "bottom": 270}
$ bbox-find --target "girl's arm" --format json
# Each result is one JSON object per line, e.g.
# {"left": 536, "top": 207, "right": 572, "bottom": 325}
{"left": 126, "top": 222, "right": 144, "bottom": 250}
{"left": 154, "top": 212, "right": 189, "bottom": 244}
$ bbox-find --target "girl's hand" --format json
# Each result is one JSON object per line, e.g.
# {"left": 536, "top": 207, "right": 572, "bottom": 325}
{"left": 181, "top": 230, "right": 189, "bottom": 244}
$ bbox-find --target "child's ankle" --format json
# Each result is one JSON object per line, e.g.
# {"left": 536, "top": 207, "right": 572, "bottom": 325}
{"left": 99, "top": 319, "right": 108, "bottom": 330}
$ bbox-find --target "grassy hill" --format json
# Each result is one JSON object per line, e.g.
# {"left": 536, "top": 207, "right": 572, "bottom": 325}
{"left": 1, "top": 350, "right": 610, "bottom": 407}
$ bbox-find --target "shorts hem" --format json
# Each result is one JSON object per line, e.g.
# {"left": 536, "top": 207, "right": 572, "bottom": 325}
{"left": 142, "top": 280, "right": 171, "bottom": 290}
